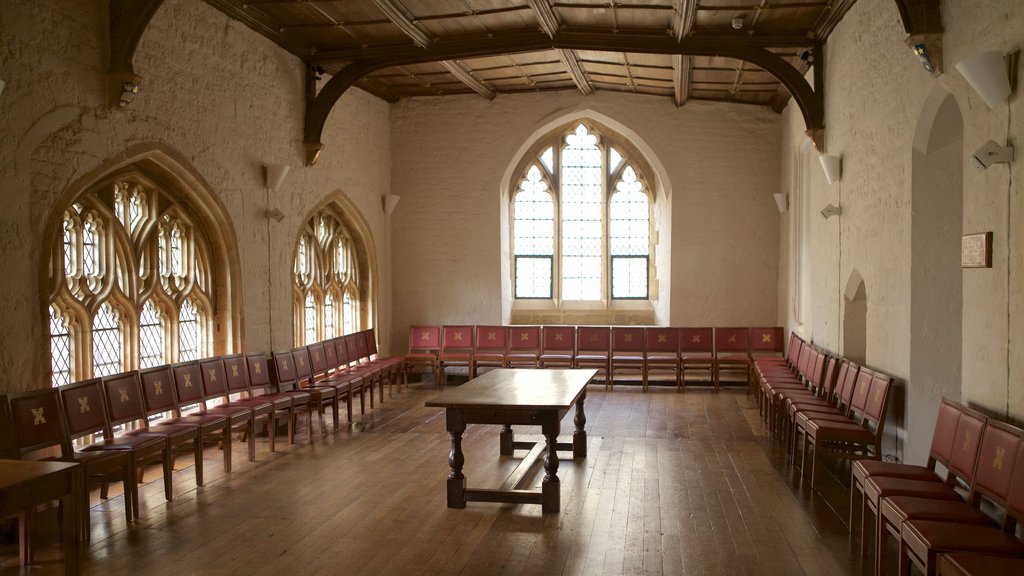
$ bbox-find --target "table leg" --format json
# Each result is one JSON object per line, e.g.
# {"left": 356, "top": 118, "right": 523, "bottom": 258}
{"left": 500, "top": 424, "right": 514, "bottom": 455}
{"left": 573, "top": 394, "right": 588, "bottom": 458}
{"left": 446, "top": 409, "right": 467, "bottom": 509}
{"left": 542, "top": 420, "right": 560, "bottom": 513}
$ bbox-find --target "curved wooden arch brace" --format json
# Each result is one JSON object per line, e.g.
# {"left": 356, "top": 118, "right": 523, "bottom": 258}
{"left": 304, "top": 29, "right": 825, "bottom": 165}
{"left": 107, "top": 0, "right": 165, "bottom": 108}
{"left": 894, "top": 0, "right": 943, "bottom": 76}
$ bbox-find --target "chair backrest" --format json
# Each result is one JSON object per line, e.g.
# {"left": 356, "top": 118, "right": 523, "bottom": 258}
{"left": 409, "top": 325, "right": 441, "bottom": 353}
{"left": 246, "top": 354, "right": 271, "bottom": 389}
{"left": 947, "top": 406, "right": 988, "bottom": 486}
{"left": 307, "top": 343, "right": 328, "bottom": 376}
{"left": 222, "top": 354, "right": 251, "bottom": 394}
{"left": 291, "top": 347, "right": 313, "bottom": 383}
{"left": 715, "top": 327, "right": 748, "bottom": 354}
{"left": 271, "top": 350, "right": 298, "bottom": 391}
{"left": 441, "top": 325, "right": 474, "bottom": 355}
{"left": 785, "top": 333, "right": 803, "bottom": 364}
{"left": 59, "top": 378, "right": 113, "bottom": 441}
{"left": 749, "top": 327, "right": 784, "bottom": 355}
{"left": 833, "top": 360, "right": 861, "bottom": 410}
{"left": 611, "top": 327, "right": 645, "bottom": 354}
{"left": 352, "top": 332, "right": 370, "bottom": 361}
{"left": 102, "top": 370, "right": 148, "bottom": 429}
{"left": 363, "top": 330, "right": 380, "bottom": 359}
{"left": 645, "top": 327, "right": 679, "bottom": 355}
{"left": 323, "top": 337, "right": 341, "bottom": 369}
{"left": 817, "top": 355, "right": 840, "bottom": 398}
{"left": 928, "top": 399, "right": 965, "bottom": 469}
{"left": 475, "top": 325, "right": 508, "bottom": 354}
{"left": 968, "top": 420, "right": 1023, "bottom": 526}
{"left": 679, "top": 327, "right": 713, "bottom": 354}
{"left": 171, "top": 361, "right": 206, "bottom": 407}
{"left": 139, "top": 365, "right": 180, "bottom": 416}
{"left": 862, "top": 372, "right": 894, "bottom": 432}
{"left": 199, "top": 357, "right": 230, "bottom": 401}
{"left": 343, "top": 333, "right": 364, "bottom": 364}
{"left": 577, "top": 326, "right": 610, "bottom": 355}
{"left": 333, "top": 337, "right": 353, "bottom": 366}
{"left": 1005, "top": 439, "right": 1024, "bottom": 527}
{"left": 5, "top": 388, "right": 68, "bottom": 456}
{"left": 508, "top": 326, "right": 541, "bottom": 352}
{"left": 542, "top": 326, "right": 575, "bottom": 354}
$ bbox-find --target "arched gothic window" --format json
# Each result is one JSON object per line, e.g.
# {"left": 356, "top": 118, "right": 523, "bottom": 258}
{"left": 47, "top": 175, "right": 216, "bottom": 384}
{"left": 511, "top": 121, "right": 654, "bottom": 308}
{"left": 294, "top": 210, "right": 363, "bottom": 344}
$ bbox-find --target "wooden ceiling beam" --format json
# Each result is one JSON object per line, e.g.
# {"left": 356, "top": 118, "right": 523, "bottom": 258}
{"left": 526, "top": 0, "right": 561, "bottom": 38}
{"left": 892, "top": 0, "right": 944, "bottom": 76}
{"left": 107, "top": 0, "right": 165, "bottom": 108}
{"left": 304, "top": 27, "right": 824, "bottom": 164}
{"left": 372, "top": 0, "right": 495, "bottom": 99}
{"left": 671, "top": 0, "right": 698, "bottom": 42}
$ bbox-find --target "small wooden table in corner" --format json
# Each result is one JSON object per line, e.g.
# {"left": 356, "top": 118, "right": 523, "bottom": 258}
{"left": 0, "top": 459, "right": 83, "bottom": 575}
{"left": 425, "top": 368, "right": 594, "bottom": 513}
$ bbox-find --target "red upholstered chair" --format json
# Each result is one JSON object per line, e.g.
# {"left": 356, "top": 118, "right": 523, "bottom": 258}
{"left": 308, "top": 341, "right": 357, "bottom": 424}
{"left": 714, "top": 327, "right": 749, "bottom": 390}
{"left": 406, "top": 325, "right": 441, "bottom": 384}
{"left": 291, "top": 346, "right": 340, "bottom": 435}
{"left": 472, "top": 325, "right": 508, "bottom": 377}
{"left": 748, "top": 327, "right": 784, "bottom": 392}
{"left": 331, "top": 336, "right": 371, "bottom": 418}
{"left": 249, "top": 352, "right": 313, "bottom": 444}
{"left": 610, "top": 327, "right": 647, "bottom": 391}
{"left": 363, "top": 329, "right": 405, "bottom": 393}
{"left": 171, "top": 361, "right": 255, "bottom": 466}
{"left": 575, "top": 326, "right": 611, "bottom": 385}
{"left": 58, "top": 378, "right": 171, "bottom": 519}
{"left": 101, "top": 371, "right": 199, "bottom": 495}
{"left": 898, "top": 421, "right": 1024, "bottom": 576}
{"left": 936, "top": 552, "right": 1024, "bottom": 576}
{"left": 645, "top": 327, "right": 681, "bottom": 390}
{"left": 506, "top": 326, "right": 541, "bottom": 368}
{"left": 139, "top": 365, "right": 231, "bottom": 472}
{"left": 679, "top": 328, "right": 714, "bottom": 387}
{"left": 439, "top": 325, "right": 474, "bottom": 386}
{"left": 539, "top": 326, "right": 576, "bottom": 368}
{"left": 219, "top": 354, "right": 278, "bottom": 450}
{"left": 6, "top": 388, "right": 134, "bottom": 546}
{"left": 197, "top": 358, "right": 262, "bottom": 463}
{"left": 346, "top": 332, "right": 383, "bottom": 405}
{"left": 799, "top": 369, "right": 896, "bottom": 487}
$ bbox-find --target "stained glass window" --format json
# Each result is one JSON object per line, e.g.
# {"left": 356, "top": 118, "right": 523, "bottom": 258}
{"left": 48, "top": 176, "right": 217, "bottom": 384}
{"left": 294, "top": 210, "right": 364, "bottom": 345}
{"left": 510, "top": 121, "right": 653, "bottom": 304}
{"left": 49, "top": 305, "right": 72, "bottom": 387}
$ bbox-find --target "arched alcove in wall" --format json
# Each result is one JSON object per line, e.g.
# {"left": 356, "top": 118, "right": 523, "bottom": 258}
{"left": 908, "top": 87, "right": 964, "bottom": 465}
{"left": 843, "top": 269, "right": 867, "bottom": 366}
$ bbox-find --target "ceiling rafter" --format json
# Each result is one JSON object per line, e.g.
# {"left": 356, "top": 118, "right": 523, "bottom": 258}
{"left": 527, "top": 0, "right": 593, "bottom": 96}
{"left": 304, "top": 27, "right": 824, "bottom": 165}
{"left": 670, "top": 1, "right": 697, "bottom": 106}
{"left": 372, "top": 0, "right": 495, "bottom": 99}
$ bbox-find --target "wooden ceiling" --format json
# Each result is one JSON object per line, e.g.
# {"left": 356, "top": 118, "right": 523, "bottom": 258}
{"left": 207, "top": 0, "right": 856, "bottom": 111}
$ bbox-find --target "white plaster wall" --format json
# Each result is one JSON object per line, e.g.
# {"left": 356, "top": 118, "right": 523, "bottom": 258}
{"left": 0, "top": 0, "right": 392, "bottom": 393}
{"left": 777, "top": 0, "right": 1024, "bottom": 461}
{"left": 389, "top": 91, "right": 780, "bottom": 347}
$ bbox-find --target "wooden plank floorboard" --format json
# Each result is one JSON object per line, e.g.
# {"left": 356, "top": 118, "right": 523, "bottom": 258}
{"left": 2, "top": 384, "right": 874, "bottom": 575}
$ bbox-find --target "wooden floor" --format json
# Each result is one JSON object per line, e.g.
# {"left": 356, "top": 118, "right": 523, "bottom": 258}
{"left": 2, "top": 380, "right": 874, "bottom": 575}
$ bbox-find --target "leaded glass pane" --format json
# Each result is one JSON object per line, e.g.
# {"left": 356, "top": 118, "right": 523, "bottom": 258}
{"left": 336, "top": 238, "right": 347, "bottom": 278}
{"left": 609, "top": 166, "right": 650, "bottom": 256}
{"left": 515, "top": 256, "right": 552, "bottom": 298}
{"left": 178, "top": 299, "right": 199, "bottom": 362}
{"left": 298, "top": 236, "right": 308, "bottom": 276}
{"left": 540, "top": 146, "right": 554, "bottom": 173}
{"left": 609, "top": 147, "right": 623, "bottom": 174}
{"left": 611, "top": 256, "right": 649, "bottom": 298}
{"left": 50, "top": 306, "right": 72, "bottom": 387}
{"left": 82, "top": 219, "right": 98, "bottom": 277}
{"left": 513, "top": 166, "right": 554, "bottom": 256}
{"left": 159, "top": 226, "right": 168, "bottom": 277}
{"left": 92, "top": 303, "right": 122, "bottom": 377}
{"left": 129, "top": 189, "right": 145, "bottom": 234}
{"left": 139, "top": 300, "right": 164, "bottom": 368}
{"left": 343, "top": 291, "right": 355, "bottom": 335}
{"left": 560, "top": 125, "right": 603, "bottom": 301}
{"left": 170, "top": 225, "right": 183, "bottom": 276}
{"left": 62, "top": 218, "right": 73, "bottom": 276}
{"left": 304, "top": 293, "right": 316, "bottom": 345}
{"left": 324, "top": 293, "right": 335, "bottom": 339}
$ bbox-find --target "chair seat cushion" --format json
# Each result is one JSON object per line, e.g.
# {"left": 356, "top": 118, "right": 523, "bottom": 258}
{"left": 474, "top": 353, "right": 506, "bottom": 363}
{"left": 903, "top": 520, "right": 1024, "bottom": 561}
{"left": 853, "top": 460, "right": 939, "bottom": 484}
{"left": 936, "top": 552, "right": 1024, "bottom": 576}
{"left": 881, "top": 495, "right": 993, "bottom": 528}
{"left": 864, "top": 476, "right": 960, "bottom": 503}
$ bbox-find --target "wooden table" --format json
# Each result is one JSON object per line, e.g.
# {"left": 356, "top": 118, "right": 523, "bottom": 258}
{"left": 0, "top": 459, "right": 83, "bottom": 575}
{"left": 425, "top": 368, "right": 594, "bottom": 513}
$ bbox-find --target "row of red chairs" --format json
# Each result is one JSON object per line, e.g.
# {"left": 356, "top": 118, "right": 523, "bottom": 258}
{"left": 405, "top": 325, "right": 785, "bottom": 391}
{"left": 0, "top": 328, "right": 404, "bottom": 564}
{"left": 854, "top": 399, "right": 1024, "bottom": 575}
{"left": 753, "top": 333, "right": 896, "bottom": 488}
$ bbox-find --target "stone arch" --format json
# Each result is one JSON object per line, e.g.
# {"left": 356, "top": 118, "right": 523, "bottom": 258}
{"left": 908, "top": 87, "right": 964, "bottom": 464}
{"left": 843, "top": 269, "right": 867, "bottom": 365}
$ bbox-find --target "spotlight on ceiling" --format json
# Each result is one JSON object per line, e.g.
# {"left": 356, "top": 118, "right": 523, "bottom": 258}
{"left": 731, "top": 17, "right": 744, "bottom": 30}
